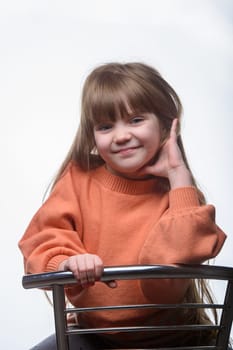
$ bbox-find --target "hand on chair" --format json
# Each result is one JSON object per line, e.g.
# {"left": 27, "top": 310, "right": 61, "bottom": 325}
{"left": 58, "top": 253, "right": 117, "bottom": 289}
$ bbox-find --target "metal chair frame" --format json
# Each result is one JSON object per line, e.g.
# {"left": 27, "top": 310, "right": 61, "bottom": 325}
{"left": 22, "top": 264, "right": 233, "bottom": 350}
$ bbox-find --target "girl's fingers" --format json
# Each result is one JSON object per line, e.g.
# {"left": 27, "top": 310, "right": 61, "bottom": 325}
{"left": 75, "top": 254, "right": 104, "bottom": 287}
{"left": 80, "top": 254, "right": 95, "bottom": 286}
{"left": 66, "top": 256, "right": 81, "bottom": 281}
{"left": 79, "top": 255, "right": 93, "bottom": 286}
{"left": 170, "top": 118, "right": 178, "bottom": 139}
{"left": 60, "top": 254, "right": 116, "bottom": 289}
{"left": 94, "top": 255, "right": 104, "bottom": 280}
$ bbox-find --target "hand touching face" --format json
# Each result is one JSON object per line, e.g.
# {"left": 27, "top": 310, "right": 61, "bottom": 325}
{"left": 94, "top": 114, "right": 192, "bottom": 187}
{"left": 139, "top": 119, "right": 193, "bottom": 189}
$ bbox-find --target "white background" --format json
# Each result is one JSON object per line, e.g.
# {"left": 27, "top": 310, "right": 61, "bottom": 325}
{"left": 0, "top": 0, "right": 232, "bottom": 348}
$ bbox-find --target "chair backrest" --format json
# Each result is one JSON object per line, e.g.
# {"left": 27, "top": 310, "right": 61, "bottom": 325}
{"left": 22, "top": 264, "right": 233, "bottom": 350}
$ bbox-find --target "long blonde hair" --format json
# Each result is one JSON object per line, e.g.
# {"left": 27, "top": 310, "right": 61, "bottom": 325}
{"left": 51, "top": 62, "right": 217, "bottom": 328}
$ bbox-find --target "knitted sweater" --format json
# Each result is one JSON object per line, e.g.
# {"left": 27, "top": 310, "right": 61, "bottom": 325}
{"left": 19, "top": 162, "right": 226, "bottom": 346}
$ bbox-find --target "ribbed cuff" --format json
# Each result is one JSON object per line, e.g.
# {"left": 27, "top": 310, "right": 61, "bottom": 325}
{"left": 169, "top": 186, "right": 200, "bottom": 210}
{"left": 46, "top": 255, "right": 69, "bottom": 272}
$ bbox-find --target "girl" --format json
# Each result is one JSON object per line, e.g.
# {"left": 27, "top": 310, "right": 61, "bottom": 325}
{"left": 19, "top": 62, "right": 227, "bottom": 349}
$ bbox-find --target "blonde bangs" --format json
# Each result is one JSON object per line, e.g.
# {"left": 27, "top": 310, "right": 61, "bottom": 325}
{"left": 83, "top": 72, "right": 156, "bottom": 127}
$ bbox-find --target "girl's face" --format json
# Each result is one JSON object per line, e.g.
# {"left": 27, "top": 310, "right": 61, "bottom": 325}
{"left": 93, "top": 113, "right": 162, "bottom": 179}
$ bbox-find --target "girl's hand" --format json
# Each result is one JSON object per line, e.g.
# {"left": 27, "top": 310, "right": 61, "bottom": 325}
{"left": 141, "top": 119, "right": 193, "bottom": 189}
{"left": 58, "top": 253, "right": 117, "bottom": 289}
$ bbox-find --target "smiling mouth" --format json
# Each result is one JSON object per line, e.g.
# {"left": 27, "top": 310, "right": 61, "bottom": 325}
{"left": 114, "top": 146, "right": 141, "bottom": 154}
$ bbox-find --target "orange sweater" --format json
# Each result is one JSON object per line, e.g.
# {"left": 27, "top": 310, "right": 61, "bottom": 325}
{"left": 19, "top": 162, "right": 226, "bottom": 346}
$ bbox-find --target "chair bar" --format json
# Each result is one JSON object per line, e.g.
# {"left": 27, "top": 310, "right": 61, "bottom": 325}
{"left": 216, "top": 279, "right": 233, "bottom": 349}
{"left": 129, "top": 347, "right": 218, "bottom": 350}
{"left": 22, "top": 264, "right": 233, "bottom": 290}
{"left": 52, "top": 285, "right": 69, "bottom": 350}
{"left": 99, "top": 347, "right": 218, "bottom": 350}
{"left": 65, "top": 302, "right": 224, "bottom": 314}
{"left": 66, "top": 324, "right": 220, "bottom": 335}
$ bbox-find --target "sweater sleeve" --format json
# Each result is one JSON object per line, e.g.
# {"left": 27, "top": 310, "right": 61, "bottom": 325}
{"left": 18, "top": 165, "right": 87, "bottom": 274}
{"left": 138, "top": 186, "right": 227, "bottom": 303}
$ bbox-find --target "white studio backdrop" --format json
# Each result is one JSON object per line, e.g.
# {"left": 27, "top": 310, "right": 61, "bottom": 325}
{"left": 0, "top": 0, "right": 232, "bottom": 348}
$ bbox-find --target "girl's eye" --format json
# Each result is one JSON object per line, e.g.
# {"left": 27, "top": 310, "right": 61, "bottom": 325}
{"left": 130, "top": 116, "right": 144, "bottom": 124}
{"left": 95, "top": 124, "right": 112, "bottom": 131}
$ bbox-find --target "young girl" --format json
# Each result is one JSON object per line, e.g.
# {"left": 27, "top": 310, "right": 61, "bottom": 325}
{"left": 19, "top": 62, "right": 227, "bottom": 349}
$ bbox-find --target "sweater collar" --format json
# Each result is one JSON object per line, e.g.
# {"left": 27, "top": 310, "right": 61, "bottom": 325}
{"left": 92, "top": 165, "right": 160, "bottom": 195}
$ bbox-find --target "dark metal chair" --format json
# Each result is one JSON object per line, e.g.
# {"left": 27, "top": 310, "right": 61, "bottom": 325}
{"left": 22, "top": 264, "right": 233, "bottom": 350}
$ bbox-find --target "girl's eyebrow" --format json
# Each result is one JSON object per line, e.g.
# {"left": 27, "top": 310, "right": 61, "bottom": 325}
{"left": 127, "top": 111, "right": 147, "bottom": 118}
{"left": 93, "top": 119, "right": 113, "bottom": 126}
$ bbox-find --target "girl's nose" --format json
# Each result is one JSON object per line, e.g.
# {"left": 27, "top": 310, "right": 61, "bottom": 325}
{"left": 113, "top": 126, "right": 132, "bottom": 144}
